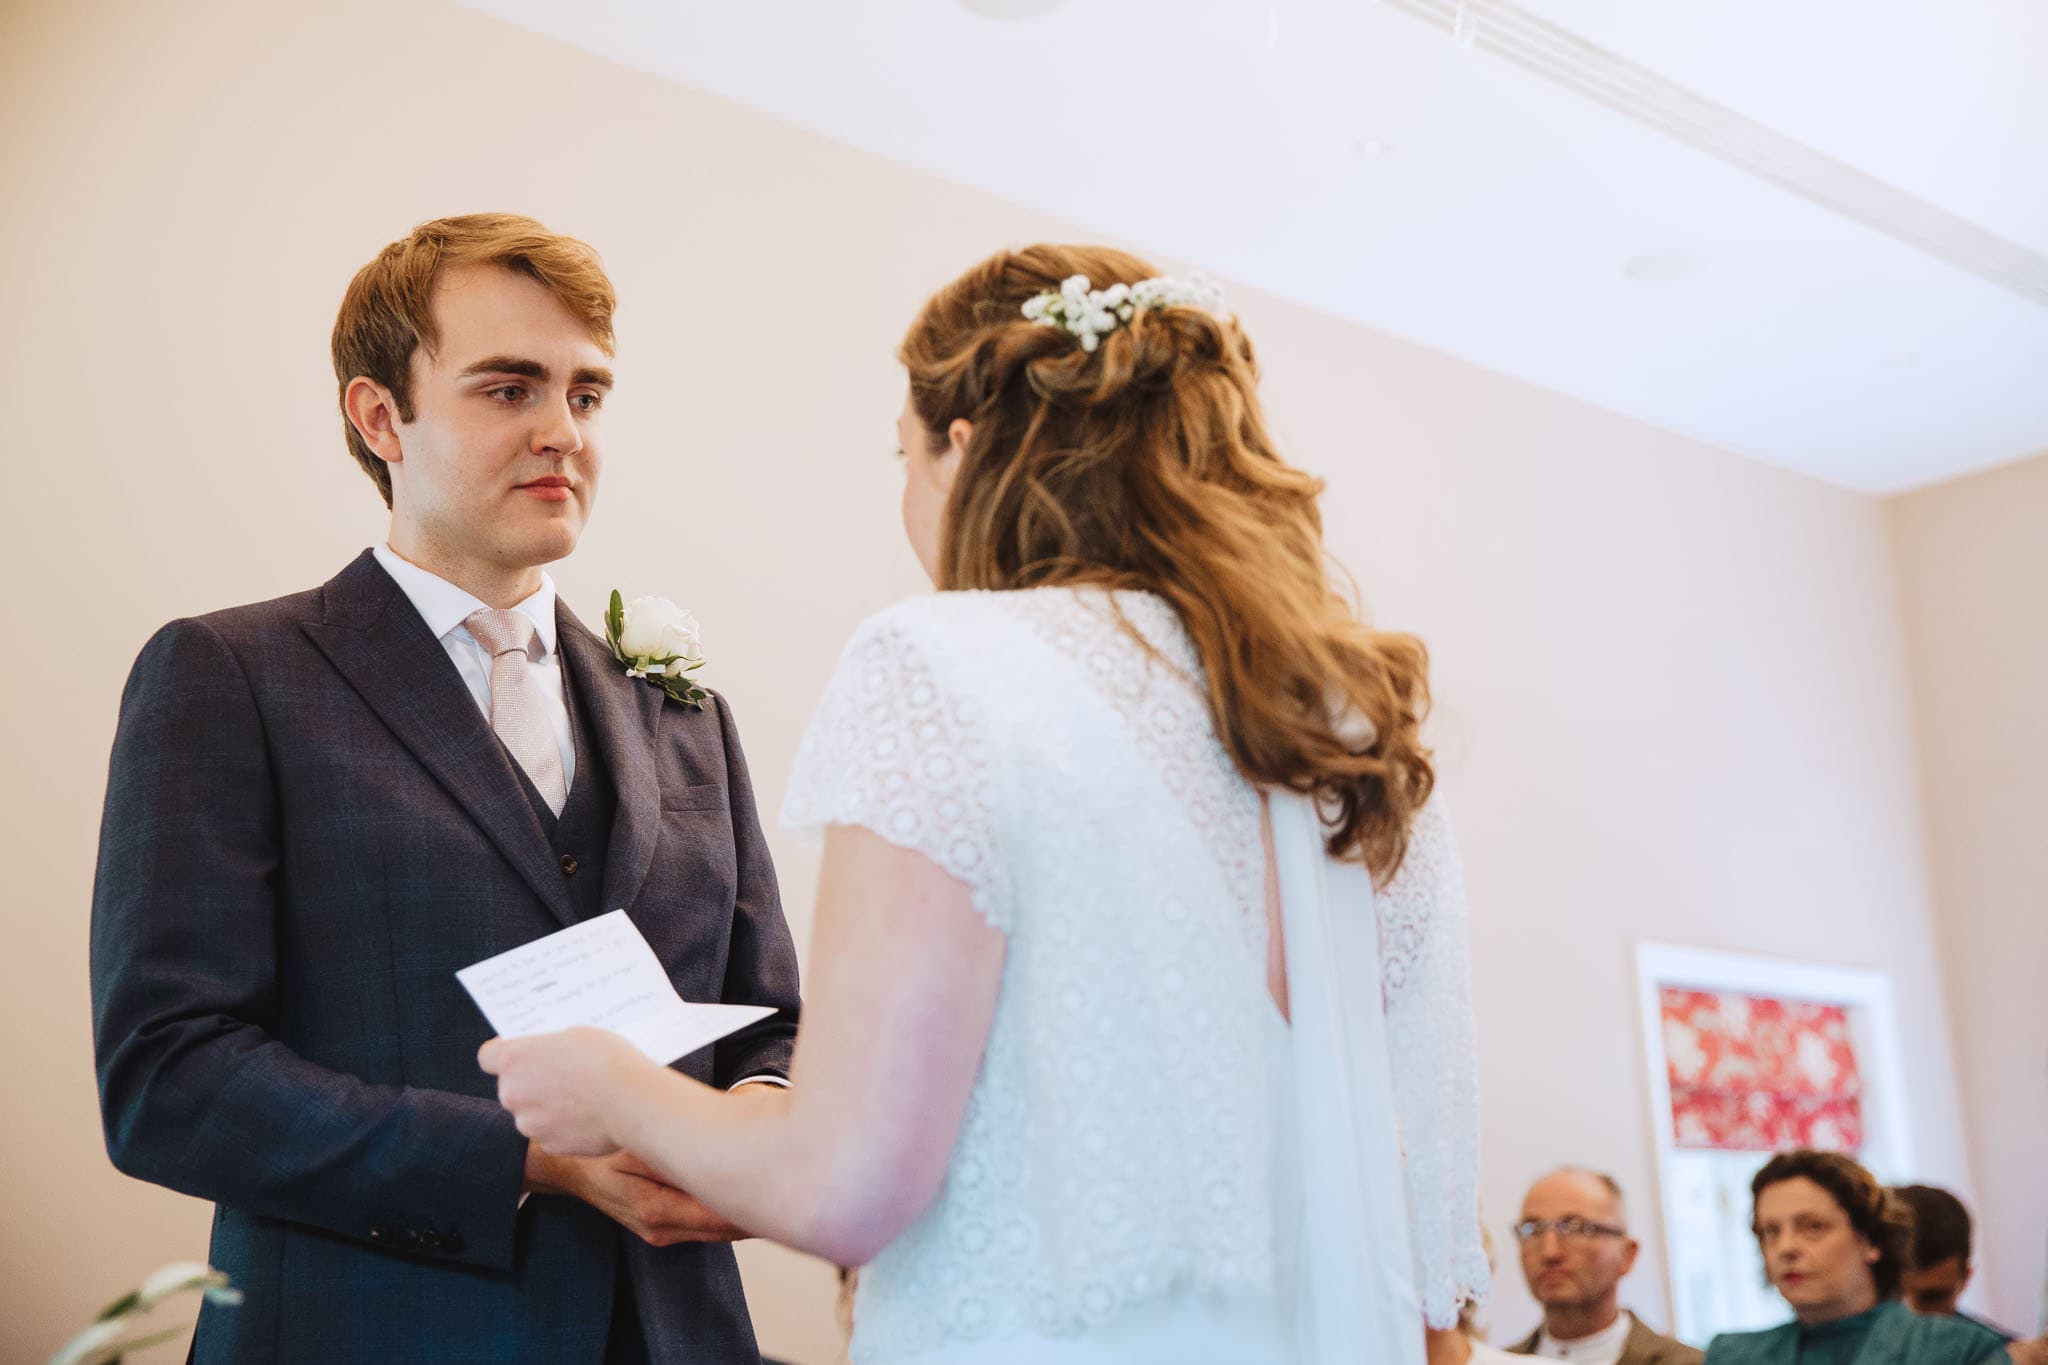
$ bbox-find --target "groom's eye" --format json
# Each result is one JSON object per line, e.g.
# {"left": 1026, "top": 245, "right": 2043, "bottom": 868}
{"left": 572, "top": 392, "right": 604, "bottom": 413}
{"left": 488, "top": 384, "right": 527, "bottom": 403}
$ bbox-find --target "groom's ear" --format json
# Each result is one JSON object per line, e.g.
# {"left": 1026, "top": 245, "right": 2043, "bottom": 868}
{"left": 343, "top": 376, "right": 405, "bottom": 469}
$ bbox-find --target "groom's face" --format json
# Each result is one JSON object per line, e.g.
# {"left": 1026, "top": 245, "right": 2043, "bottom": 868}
{"left": 387, "top": 263, "right": 613, "bottom": 573}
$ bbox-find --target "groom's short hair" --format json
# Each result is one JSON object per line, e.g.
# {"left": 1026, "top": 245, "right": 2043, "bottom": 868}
{"left": 332, "top": 213, "right": 617, "bottom": 507}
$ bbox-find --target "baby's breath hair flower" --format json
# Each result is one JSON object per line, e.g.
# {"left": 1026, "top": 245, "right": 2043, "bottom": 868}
{"left": 1021, "top": 273, "right": 1226, "bottom": 351}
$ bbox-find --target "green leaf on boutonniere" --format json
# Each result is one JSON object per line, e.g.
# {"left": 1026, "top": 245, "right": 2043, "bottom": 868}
{"left": 605, "top": 589, "right": 625, "bottom": 656}
{"left": 648, "top": 656, "right": 710, "bottom": 710}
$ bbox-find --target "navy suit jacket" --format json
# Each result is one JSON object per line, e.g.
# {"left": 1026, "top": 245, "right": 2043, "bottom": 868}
{"left": 90, "top": 551, "right": 802, "bottom": 1363}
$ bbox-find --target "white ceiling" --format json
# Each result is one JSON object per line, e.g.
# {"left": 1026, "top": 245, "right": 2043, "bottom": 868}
{"left": 462, "top": 0, "right": 2048, "bottom": 494}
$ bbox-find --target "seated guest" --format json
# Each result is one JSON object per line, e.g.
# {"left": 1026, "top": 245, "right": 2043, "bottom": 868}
{"left": 1507, "top": 1168, "right": 1702, "bottom": 1363}
{"left": 1704, "top": 1151, "right": 2009, "bottom": 1364}
{"left": 1893, "top": 1183, "right": 2020, "bottom": 1339}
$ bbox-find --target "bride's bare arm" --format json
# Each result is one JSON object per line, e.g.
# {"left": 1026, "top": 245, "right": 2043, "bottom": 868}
{"left": 484, "top": 823, "right": 1004, "bottom": 1266}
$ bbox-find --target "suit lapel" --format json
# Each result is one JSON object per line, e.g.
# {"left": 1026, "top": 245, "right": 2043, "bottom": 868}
{"left": 555, "top": 603, "right": 663, "bottom": 917}
{"left": 300, "top": 552, "right": 579, "bottom": 928}
{"left": 1622, "top": 1315, "right": 1657, "bottom": 1364}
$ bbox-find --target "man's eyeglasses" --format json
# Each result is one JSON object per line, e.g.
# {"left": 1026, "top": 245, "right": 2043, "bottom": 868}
{"left": 1512, "top": 1217, "right": 1627, "bottom": 1243}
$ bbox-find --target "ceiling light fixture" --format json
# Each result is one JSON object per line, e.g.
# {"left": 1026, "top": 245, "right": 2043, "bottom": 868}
{"left": 960, "top": 0, "right": 1069, "bottom": 17}
{"left": 1622, "top": 249, "right": 1711, "bottom": 283}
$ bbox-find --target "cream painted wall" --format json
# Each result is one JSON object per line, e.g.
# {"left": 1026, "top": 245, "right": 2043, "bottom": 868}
{"left": 1891, "top": 452, "right": 2048, "bottom": 1338}
{"left": 0, "top": 0, "right": 1998, "bottom": 1358}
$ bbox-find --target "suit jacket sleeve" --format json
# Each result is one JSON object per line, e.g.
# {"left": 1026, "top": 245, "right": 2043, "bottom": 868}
{"left": 707, "top": 690, "right": 801, "bottom": 1088}
{"left": 90, "top": 618, "right": 529, "bottom": 1271}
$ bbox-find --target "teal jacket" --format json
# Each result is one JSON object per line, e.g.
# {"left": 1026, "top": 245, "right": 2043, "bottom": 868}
{"left": 1704, "top": 1301, "right": 2009, "bottom": 1365}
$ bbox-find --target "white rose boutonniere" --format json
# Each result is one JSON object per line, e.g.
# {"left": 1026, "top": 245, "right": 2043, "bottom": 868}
{"left": 605, "top": 590, "right": 709, "bottom": 709}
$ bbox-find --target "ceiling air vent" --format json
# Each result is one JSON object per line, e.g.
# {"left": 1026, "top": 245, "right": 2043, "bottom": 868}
{"left": 1375, "top": 0, "right": 2048, "bottom": 309}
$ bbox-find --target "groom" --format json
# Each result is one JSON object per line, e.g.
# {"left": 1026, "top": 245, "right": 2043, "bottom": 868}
{"left": 90, "top": 214, "right": 801, "bottom": 1363}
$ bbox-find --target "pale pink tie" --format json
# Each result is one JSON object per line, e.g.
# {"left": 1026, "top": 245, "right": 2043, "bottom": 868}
{"left": 464, "top": 608, "right": 567, "bottom": 816}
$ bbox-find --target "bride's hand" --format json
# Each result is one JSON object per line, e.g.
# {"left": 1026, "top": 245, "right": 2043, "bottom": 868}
{"left": 1424, "top": 1326, "right": 1472, "bottom": 1365}
{"left": 479, "top": 1026, "right": 645, "bottom": 1157}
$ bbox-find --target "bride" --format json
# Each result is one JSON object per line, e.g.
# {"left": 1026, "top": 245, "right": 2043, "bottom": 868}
{"left": 482, "top": 245, "right": 1488, "bottom": 1363}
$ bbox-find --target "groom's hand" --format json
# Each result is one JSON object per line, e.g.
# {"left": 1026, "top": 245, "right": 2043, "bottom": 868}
{"left": 526, "top": 1147, "right": 749, "bottom": 1246}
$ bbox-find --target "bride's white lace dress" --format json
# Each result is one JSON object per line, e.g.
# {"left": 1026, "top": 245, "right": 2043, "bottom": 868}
{"left": 782, "top": 587, "right": 1486, "bottom": 1364}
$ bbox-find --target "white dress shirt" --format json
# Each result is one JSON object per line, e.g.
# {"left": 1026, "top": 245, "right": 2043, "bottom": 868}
{"left": 373, "top": 547, "right": 788, "bottom": 1098}
{"left": 373, "top": 545, "right": 574, "bottom": 792}
{"left": 1534, "top": 1311, "right": 1634, "bottom": 1364}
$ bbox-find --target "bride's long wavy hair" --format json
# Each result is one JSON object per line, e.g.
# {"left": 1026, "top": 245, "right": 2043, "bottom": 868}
{"left": 900, "top": 244, "right": 1434, "bottom": 883}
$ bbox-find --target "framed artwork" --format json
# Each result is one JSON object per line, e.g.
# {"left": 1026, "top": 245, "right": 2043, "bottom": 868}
{"left": 1633, "top": 944, "right": 1913, "bottom": 1345}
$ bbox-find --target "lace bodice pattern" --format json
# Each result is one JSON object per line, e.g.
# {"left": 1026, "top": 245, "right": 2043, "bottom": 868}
{"left": 781, "top": 589, "right": 1484, "bottom": 1358}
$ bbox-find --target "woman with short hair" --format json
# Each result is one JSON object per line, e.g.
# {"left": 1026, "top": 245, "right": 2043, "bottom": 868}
{"left": 1705, "top": 1150, "right": 2009, "bottom": 1365}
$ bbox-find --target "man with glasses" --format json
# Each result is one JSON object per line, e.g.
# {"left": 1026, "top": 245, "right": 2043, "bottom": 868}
{"left": 1506, "top": 1168, "right": 1703, "bottom": 1364}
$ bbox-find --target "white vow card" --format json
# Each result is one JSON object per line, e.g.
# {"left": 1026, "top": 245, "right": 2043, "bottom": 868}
{"left": 457, "top": 909, "right": 774, "bottom": 1065}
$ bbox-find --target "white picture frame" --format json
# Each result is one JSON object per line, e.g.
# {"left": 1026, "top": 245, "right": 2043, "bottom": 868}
{"left": 1633, "top": 943, "right": 1914, "bottom": 1344}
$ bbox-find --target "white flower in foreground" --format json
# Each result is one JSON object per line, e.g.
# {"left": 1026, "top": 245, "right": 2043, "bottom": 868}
{"left": 49, "top": 1262, "right": 241, "bottom": 1365}
{"left": 136, "top": 1261, "right": 219, "bottom": 1308}
{"left": 49, "top": 1318, "right": 125, "bottom": 1365}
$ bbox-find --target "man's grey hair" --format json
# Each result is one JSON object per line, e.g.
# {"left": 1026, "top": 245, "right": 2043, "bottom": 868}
{"left": 1532, "top": 1166, "right": 1629, "bottom": 1231}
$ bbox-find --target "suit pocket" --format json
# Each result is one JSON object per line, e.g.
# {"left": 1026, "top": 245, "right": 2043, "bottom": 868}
{"left": 660, "top": 782, "right": 728, "bottom": 813}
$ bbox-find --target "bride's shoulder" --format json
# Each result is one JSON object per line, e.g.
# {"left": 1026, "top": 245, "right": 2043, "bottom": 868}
{"left": 838, "top": 588, "right": 1077, "bottom": 655}
{"left": 822, "top": 592, "right": 1046, "bottom": 694}
{"left": 847, "top": 589, "right": 1004, "bottom": 633}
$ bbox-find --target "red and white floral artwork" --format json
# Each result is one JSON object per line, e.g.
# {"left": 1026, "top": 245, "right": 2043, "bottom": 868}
{"left": 1660, "top": 987, "right": 1864, "bottom": 1153}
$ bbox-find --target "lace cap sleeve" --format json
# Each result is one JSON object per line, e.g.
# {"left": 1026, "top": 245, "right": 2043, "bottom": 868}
{"left": 779, "top": 604, "right": 1010, "bottom": 929}
{"left": 1379, "top": 797, "right": 1490, "bottom": 1328}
